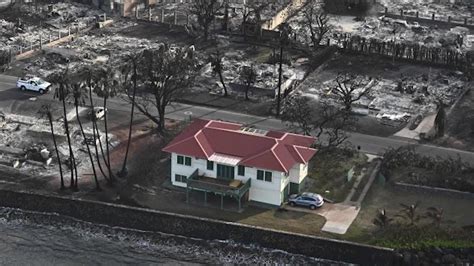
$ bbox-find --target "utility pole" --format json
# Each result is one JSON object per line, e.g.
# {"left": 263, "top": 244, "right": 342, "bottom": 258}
{"left": 276, "top": 43, "right": 283, "bottom": 117}
{"left": 276, "top": 23, "right": 288, "bottom": 117}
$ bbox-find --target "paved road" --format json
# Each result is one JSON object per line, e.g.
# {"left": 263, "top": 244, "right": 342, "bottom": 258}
{"left": 1, "top": 74, "right": 473, "bottom": 164}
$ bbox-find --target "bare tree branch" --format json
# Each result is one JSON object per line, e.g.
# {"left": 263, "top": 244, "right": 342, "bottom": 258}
{"left": 189, "top": 0, "right": 223, "bottom": 40}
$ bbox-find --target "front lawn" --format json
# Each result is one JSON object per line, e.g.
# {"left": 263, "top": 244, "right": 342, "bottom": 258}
{"left": 238, "top": 209, "right": 326, "bottom": 236}
{"left": 306, "top": 149, "right": 368, "bottom": 202}
{"left": 343, "top": 181, "right": 474, "bottom": 249}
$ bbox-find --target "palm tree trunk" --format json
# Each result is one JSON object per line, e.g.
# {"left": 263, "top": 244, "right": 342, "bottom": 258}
{"left": 245, "top": 84, "right": 250, "bottom": 100}
{"left": 120, "top": 75, "right": 137, "bottom": 177}
{"left": 48, "top": 113, "right": 65, "bottom": 190}
{"left": 218, "top": 71, "right": 228, "bottom": 96}
{"left": 75, "top": 102, "right": 101, "bottom": 191}
{"left": 92, "top": 118, "right": 109, "bottom": 181}
{"left": 103, "top": 96, "right": 114, "bottom": 183}
{"left": 60, "top": 87, "right": 77, "bottom": 189}
{"left": 276, "top": 45, "right": 283, "bottom": 117}
{"left": 88, "top": 87, "right": 109, "bottom": 181}
{"left": 94, "top": 121, "right": 109, "bottom": 167}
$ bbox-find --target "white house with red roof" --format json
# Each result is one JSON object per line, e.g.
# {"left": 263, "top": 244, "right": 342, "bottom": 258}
{"left": 162, "top": 119, "right": 317, "bottom": 207}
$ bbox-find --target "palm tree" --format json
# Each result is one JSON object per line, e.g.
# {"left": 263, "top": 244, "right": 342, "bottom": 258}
{"left": 210, "top": 49, "right": 228, "bottom": 97}
{"left": 396, "top": 202, "right": 421, "bottom": 226}
{"left": 38, "top": 104, "right": 65, "bottom": 190}
{"left": 49, "top": 68, "right": 77, "bottom": 190}
{"left": 94, "top": 64, "right": 118, "bottom": 183}
{"left": 425, "top": 207, "right": 444, "bottom": 227}
{"left": 79, "top": 66, "right": 110, "bottom": 183}
{"left": 119, "top": 53, "right": 139, "bottom": 177}
{"left": 373, "top": 208, "right": 393, "bottom": 229}
{"left": 70, "top": 81, "right": 101, "bottom": 191}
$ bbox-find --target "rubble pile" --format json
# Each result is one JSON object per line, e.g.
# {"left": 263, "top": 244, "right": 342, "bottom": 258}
{"left": 289, "top": 12, "right": 471, "bottom": 52}
{"left": 20, "top": 19, "right": 307, "bottom": 100}
{"left": 378, "top": 0, "right": 472, "bottom": 22}
{"left": 0, "top": 112, "right": 113, "bottom": 177}
{"left": 22, "top": 21, "right": 161, "bottom": 77}
{"left": 301, "top": 70, "right": 466, "bottom": 122}
{"left": 338, "top": 16, "right": 470, "bottom": 51}
{"left": 142, "top": 1, "right": 291, "bottom": 29}
{"left": 197, "top": 47, "right": 305, "bottom": 97}
{"left": 0, "top": 2, "right": 102, "bottom": 53}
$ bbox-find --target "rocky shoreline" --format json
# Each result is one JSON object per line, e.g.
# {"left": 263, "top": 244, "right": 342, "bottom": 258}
{"left": 396, "top": 247, "right": 474, "bottom": 265}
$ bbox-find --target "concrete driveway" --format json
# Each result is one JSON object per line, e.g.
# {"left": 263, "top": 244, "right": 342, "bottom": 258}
{"left": 284, "top": 203, "right": 360, "bottom": 235}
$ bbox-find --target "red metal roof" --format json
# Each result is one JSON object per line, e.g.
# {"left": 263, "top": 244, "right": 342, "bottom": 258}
{"left": 162, "top": 119, "right": 317, "bottom": 172}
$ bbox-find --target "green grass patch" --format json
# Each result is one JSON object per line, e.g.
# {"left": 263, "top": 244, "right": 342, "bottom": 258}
{"left": 369, "top": 225, "right": 474, "bottom": 250}
{"left": 307, "top": 149, "right": 368, "bottom": 202}
{"left": 238, "top": 209, "right": 326, "bottom": 236}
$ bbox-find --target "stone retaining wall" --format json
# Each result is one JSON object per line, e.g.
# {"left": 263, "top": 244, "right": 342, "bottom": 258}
{"left": 394, "top": 182, "right": 474, "bottom": 199}
{"left": 0, "top": 189, "right": 397, "bottom": 265}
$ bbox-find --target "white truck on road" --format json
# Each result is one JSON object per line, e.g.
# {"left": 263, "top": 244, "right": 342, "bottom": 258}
{"left": 16, "top": 76, "right": 51, "bottom": 94}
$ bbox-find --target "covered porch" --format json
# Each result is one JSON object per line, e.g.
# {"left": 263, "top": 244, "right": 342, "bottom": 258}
{"left": 186, "top": 169, "right": 251, "bottom": 211}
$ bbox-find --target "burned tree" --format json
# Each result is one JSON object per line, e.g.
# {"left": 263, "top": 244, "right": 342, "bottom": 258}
{"left": 239, "top": 64, "right": 257, "bottom": 101}
{"left": 209, "top": 48, "right": 228, "bottom": 97}
{"left": 0, "top": 49, "right": 11, "bottom": 72}
{"left": 332, "top": 73, "right": 376, "bottom": 111}
{"left": 300, "top": 1, "right": 332, "bottom": 49}
{"left": 132, "top": 45, "right": 198, "bottom": 132}
{"left": 434, "top": 100, "right": 446, "bottom": 138}
{"left": 189, "top": 0, "right": 223, "bottom": 40}
{"left": 281, "top": 96, "right": 355, "bottom": 150}
{"left": 280, "top": 96, "right": 314, "bottom": 135}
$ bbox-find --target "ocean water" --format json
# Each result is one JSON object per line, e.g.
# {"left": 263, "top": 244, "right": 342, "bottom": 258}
{"left": 0, "top": 208, "right": 340, "bottom": 265}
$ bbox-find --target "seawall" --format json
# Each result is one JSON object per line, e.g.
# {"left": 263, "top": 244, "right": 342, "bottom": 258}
{"left": 0, "top": 189, "right": 396, "bottom": 265}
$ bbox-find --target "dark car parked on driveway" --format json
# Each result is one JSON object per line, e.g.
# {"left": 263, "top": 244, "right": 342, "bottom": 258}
{"left": 288, "top": 192, "right": 324, "bottom": 210}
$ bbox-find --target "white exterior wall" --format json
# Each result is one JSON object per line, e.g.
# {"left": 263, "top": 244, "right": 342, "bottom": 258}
{"left": 289, "top": 163, "right": 308, "bottom": 184}
{"left": 170, "top": 153, "right": 203, "bottom": 187}
{"left": 244, "top": 167, "right": 284, "bottom": 206}
{"left": 171, "top": 152, "right": 301, "bottom": 206}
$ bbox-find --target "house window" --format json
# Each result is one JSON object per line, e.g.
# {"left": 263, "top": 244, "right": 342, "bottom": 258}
{"left": 207, "top": 160, "right": 214, "bottom": 170}
{"left": 184, "top": 157, "right": 192, "bottom": 166}
{"left": 238, "top": 165, "right": 245, "bottom": 176}
{"left": 257, "top": 170, "right": 264, "bottom": 180}
{"left": 175, "top": 174, "right": 187, "bottom": 183}
{"left": 177, "top": 155, "right": 184, "bottom": 165}
{"left": 265, "top": 171, "right": 272, "bottom": 182}
{"left": 257, "top": 170, "right": 272, "bottom": 182}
